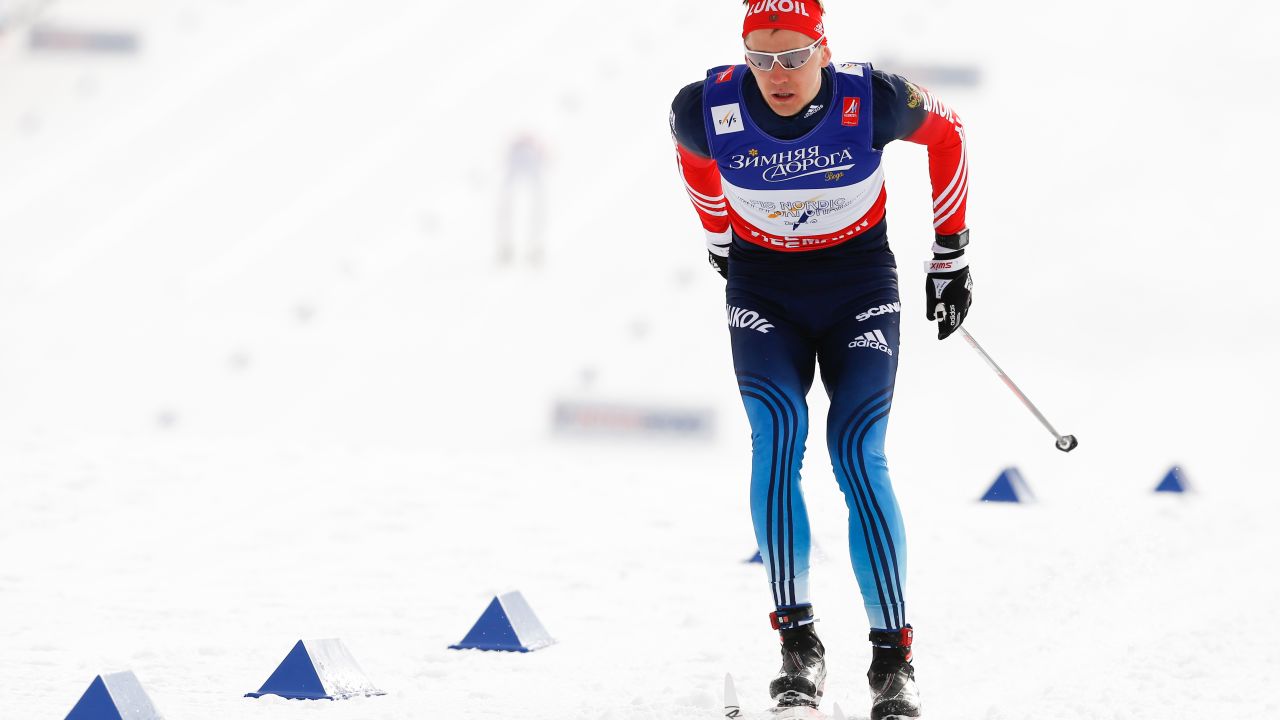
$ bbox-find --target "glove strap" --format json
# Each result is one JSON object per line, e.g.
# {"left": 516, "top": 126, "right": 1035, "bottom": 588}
{"left": 705, "top": 229, "right": 731, "bottom": 258}
{"left": 924, "top": 255, "right": 969, "bottom": 274}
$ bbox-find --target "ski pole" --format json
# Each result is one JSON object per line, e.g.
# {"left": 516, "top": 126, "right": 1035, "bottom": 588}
{"left": 958, "top": 327, "right": 1078, "bottom": 452}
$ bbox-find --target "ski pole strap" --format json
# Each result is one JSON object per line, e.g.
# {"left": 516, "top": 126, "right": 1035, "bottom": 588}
{"left": 869, "top": 625, "right": 914, "bottom": 648}
{"left": 769, "top": 605, "right": 815, "bottom": 631}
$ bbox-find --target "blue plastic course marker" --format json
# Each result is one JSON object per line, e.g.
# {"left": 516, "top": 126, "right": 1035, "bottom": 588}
{"left": 980, "top": 467, "right": 1034, "bottom": 503}
{"left": 246, "top": 639, "right": 385, "bottom": 700}
{"left": 66, "top": 671, "right": 163, "bottom": 720}
{"left": 1155, "top": 465, "right": 1190, "bottom": 493}
{"left": 449, "top": 591, "right": 556, "bottom": 652}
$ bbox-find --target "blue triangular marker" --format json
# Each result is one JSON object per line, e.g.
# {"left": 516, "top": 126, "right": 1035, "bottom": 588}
{"left": 66, "top": 676, "right": 122, "bottom": 720}
{"left": 246, "top": 640, "right": 327, "bottom": 699}
{"left": 980, "top": 467, "right": 1033, "bottom": 503}
{"left": 449, "top": 591, "right": 556, "bottom": 652}
{"left": 246, "top": 639, "right": 383, "bottom": 700}
{"left": 746, "top": 550, "right": 763, "bottom": 564}
{"left": 450, "top": 597, "right": 521, "bottom": 651}
{"left": 66, "top": 671, "right": 163, "bottom": 720}
{"left": 1156, "top": 465, "right": 1190, "bottom": 493}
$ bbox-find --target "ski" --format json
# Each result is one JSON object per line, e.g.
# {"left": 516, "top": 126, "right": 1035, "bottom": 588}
{"left": 723, "top": 673, "right": 848, "bottom": 720}
{"left": 768, "top": 708, "right": 828, "bottom": 720}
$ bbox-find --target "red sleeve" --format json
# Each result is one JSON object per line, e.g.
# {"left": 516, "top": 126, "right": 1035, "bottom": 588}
{"left": 674, "top": 142, "right": 732, "bottom": 252}
{"left": 903, "top": 90, "right": 968, "bottom": 236}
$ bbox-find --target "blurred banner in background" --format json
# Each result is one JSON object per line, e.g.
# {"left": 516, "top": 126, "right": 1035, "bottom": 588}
{"left": 28, "top": 23, "right": 140, "bottom": 54}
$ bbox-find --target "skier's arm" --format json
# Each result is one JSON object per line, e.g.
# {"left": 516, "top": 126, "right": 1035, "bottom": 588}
{"left": 872, "top": 71, "right": 971, "bottom": 338}
{"left": 872, "top": 71, "right": 968, "bottom": 236}
{"left": 670, "top": 81, "right": 732, "bottom": 277}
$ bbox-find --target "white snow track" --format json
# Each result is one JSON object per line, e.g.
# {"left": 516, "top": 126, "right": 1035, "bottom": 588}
{"left": 2, "top": 1, "right": 1278, "bottom": 719}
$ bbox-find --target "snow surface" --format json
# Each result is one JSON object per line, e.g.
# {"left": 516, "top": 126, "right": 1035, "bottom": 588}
{"left": 2, "top": 1, "right": 1278, "bottom": 718}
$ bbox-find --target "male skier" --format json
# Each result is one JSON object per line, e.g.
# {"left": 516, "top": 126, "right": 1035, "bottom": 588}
{"left": 669, "top": 1, "right": 972, "bottom": 717}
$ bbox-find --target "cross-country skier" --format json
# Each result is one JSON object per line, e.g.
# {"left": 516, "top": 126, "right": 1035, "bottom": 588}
{"left": 669, "top": 1, "right": 971, "bottom": 717}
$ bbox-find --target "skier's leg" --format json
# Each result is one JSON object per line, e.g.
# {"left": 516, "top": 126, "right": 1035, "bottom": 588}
{"left": 726, "top": 293, "right": 817, "bottom": 612}
{"left": 818, "top": 298, "right": 908, "bottom": 631}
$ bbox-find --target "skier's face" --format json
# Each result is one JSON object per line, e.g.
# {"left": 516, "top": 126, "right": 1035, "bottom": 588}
{"left": 744, "top": 29, "right": 831, "bottom": 117}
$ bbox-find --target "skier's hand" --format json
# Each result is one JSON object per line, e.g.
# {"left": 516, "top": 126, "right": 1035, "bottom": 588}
{"left": 706, "top": 232, "right": 730, "bottom": 279}
{"left": 708, "top": 249, "right": 728, "bottom": 279}
{"left": 924, "top": 230, "right": 972, "bottom": 340}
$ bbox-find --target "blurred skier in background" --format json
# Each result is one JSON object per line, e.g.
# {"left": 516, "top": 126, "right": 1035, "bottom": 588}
{"left": 669, "top": 1, "right": 971, "bottom": 717}
{"left": 496, "top": 133, "right": 548, "bottom": 266}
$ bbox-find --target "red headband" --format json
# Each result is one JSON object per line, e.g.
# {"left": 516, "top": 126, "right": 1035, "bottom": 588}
{"left": 742, "top": 1, "right": 826, "bottom": 44}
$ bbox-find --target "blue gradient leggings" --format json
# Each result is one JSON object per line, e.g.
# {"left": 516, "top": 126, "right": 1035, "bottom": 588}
{"left": 727, "top": 241, "right": 907, "bottom": 631}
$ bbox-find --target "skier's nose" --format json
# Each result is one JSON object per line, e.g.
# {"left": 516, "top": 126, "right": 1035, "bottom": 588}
{"left": 767, "top": 64, "right": 790, "bottom": 84}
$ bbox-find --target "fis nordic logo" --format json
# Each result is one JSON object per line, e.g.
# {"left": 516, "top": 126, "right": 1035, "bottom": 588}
{"left": 856, "top": 302, "right": 901, "bottom": 322}
{"left": 726, "top": 305, "right": 774, "bottom": 334}
{"left": 712, "top": 103, "right": 744, "bottom": 135}
{"left": 756, "top": 195, "right": 850, "bottom": 229}
{"left": 849, "top": 328, "right": 893, "bottom": 355}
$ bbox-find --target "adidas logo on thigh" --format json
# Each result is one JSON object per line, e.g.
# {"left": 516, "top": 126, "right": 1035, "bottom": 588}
{"left": 848, "top": 328, "right": 893, "bottom": 356}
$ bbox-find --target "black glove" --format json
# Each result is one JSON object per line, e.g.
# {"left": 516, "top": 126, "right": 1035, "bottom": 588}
{"left": 708, "top": 249, "right": 728, "bottom": 279}
{"left": 924, "top": 230, "right": 972, "bottom": 340}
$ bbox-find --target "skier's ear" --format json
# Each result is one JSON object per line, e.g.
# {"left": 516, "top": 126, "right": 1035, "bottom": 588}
{"left": 820, "top": 45, "right": 832, "bottom": 67}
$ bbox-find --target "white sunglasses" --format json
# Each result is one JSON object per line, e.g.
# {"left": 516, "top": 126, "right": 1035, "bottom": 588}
{"left": 744, "top": 35, "right": 825, "bottom": 71}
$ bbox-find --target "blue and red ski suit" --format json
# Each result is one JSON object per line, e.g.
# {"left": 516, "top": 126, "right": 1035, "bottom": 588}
{"left": 670, "top": 61, "right": 968, "bottom": 631}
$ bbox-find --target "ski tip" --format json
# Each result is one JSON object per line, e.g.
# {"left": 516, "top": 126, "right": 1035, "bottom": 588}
{"left": 723, "top": 673, "right": 741, "bottom": 718}
{"left": 832, "top": 702, "right": 847, "bottom": 720}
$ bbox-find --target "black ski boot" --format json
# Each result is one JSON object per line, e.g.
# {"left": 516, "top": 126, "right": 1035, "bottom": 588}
{"left": 867, "top": 626, "right": 921, "bottom": 719}
{"left": 768, "top": 606, "right": 826, "bottom": 708}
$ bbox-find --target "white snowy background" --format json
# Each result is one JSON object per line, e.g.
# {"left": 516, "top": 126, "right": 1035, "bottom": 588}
{"left": 2, "top": 1, "right": 1278, "bottom": 718}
